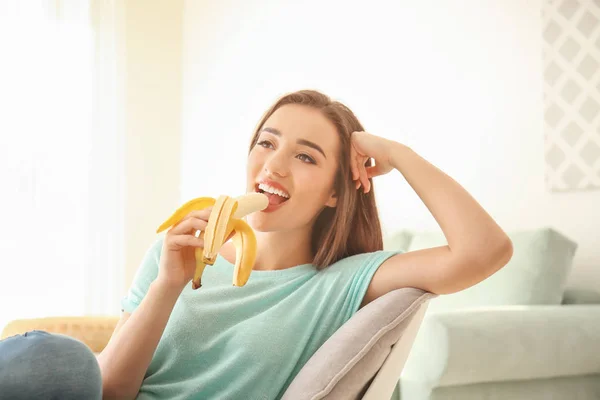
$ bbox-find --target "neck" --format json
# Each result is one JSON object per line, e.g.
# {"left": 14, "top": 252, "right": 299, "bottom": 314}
{"left": 253, "top": 226, "right": 314, "bottom": 271}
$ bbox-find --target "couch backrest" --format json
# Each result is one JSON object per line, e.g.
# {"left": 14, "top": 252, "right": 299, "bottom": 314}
{"left": 281, "top": 288, "right": 435, "bottom": 400}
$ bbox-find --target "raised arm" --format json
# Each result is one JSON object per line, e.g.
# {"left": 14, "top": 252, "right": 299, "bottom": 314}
{"left": 348, "top": 132, "right": 513, "bottom": 306}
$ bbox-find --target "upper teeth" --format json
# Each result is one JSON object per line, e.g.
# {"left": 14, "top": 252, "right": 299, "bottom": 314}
{"left": 258, "top": 183, "right": 290, "bottom": 198}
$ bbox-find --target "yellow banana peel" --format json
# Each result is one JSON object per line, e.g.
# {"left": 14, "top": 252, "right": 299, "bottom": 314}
{"left": 156, "top": 192, "right": 268, "bottom": 289}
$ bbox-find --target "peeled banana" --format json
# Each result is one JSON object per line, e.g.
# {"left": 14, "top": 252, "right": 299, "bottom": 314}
{"left": 156, "top": 192, "right": 268, "bottom": 289}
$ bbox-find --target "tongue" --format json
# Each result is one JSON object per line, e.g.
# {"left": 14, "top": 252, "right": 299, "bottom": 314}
{"left": 265, "top": 192, "right": 288, "bottom": 206}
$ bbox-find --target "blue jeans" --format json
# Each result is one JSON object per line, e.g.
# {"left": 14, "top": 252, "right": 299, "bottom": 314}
{"left": 0, "top": 330, "right": 102, "bottom": 399}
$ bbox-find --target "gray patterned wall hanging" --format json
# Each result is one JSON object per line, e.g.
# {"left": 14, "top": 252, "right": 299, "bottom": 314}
{"left": 543, "top": 0, "right": 600, "bottom": 191}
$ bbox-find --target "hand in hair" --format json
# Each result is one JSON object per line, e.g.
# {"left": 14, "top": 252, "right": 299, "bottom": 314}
{"left": 350, "top": 131, "right": 395, "bottom": 193}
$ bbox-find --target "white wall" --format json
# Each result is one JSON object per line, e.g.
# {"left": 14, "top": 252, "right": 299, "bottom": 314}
{"left": 181, "top": 0, "right": 599, "bottom": 288}
{"left": 123, "top": 0, "right": 184, "bottom": 289}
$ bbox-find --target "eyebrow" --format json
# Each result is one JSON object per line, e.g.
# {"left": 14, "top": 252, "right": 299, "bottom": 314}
{"left": 260, "top": 127, "right": 327, "bottom": 159}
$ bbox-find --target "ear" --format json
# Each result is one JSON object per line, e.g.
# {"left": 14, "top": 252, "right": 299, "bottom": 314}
{"left": 325, "top": 190, "right": 337, "bottom": 208}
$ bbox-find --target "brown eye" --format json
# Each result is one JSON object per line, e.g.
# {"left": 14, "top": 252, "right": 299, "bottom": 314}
{"left": 297, "top": 153, "right": 316, "bottom": 164}
{"left": 256, "top": 140, "right": 274, "bottom": 149}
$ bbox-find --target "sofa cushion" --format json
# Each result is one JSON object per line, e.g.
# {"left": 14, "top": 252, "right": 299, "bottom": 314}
{"left": 402, "top": 374, "right": 600, "bottom": 400}
{"left": 383, "top": 230, "right": 413, "bottom": 253}
{"left": 281, "top": 288, "right": 435, "bottom": 400}
{"left": 399, "top": 227, "right": 577, "bottom": 311}
{"left": 400, "top": 305, "right": 600, "bottom": 388}
{"left": 562, "top": 288, "right": 600, "bottom": 305}
{"left": 1, "top": 316, "right": 118, "bottom": 353}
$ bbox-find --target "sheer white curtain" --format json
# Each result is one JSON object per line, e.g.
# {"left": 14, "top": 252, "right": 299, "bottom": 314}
{"left": 0, "top": 0, "right": 125, "bottom": 329}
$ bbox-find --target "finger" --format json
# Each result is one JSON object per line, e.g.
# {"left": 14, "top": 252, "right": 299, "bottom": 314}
{"left": 166, "top": 234, "right": 204, "bottom": 250}
{"left": 354, "top": 154, "right": 364, "bottom": 191}
{"left": 349, "top": 146, "right": 359, "bottom": 181}
{"left": 358, "top": 157, "right": 370, "bottom": 193}
{"left": 355, "top": 153, "right": 363, "bottom": 185}
{"left": 366, "top": 164, "right": 385, "bottom": 179}
{"left": 169, "top": 217, "right": 208, "bottom": 235}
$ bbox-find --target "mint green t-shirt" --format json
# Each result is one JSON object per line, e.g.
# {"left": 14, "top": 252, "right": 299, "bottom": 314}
{"left": 121, "top": 237, "right": 401, "bottom": 400}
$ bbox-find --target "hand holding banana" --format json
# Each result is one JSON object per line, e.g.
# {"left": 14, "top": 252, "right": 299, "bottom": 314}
{"left": 156, "top": 193, "right": 268, "bottom": 290}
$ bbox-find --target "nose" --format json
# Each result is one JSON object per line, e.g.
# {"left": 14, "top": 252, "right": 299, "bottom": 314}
{"left": 263, "top": 149, "right": 289, "bottom": 178}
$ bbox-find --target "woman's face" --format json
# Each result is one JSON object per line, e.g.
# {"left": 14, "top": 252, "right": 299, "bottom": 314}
{"left": 246, "top": 104, "right": 340, "bottom": 233}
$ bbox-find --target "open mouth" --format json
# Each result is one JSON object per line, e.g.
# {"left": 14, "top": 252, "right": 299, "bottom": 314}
{"left": 255, "top": 182, "right": 290, "bottom": 207}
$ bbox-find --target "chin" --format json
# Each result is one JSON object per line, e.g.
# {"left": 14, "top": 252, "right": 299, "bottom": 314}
{"left": 247, "top": 212, "right": 281, "bottom": 233}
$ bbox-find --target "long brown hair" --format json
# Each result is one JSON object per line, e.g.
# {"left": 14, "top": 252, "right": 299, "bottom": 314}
{"left": 248, "top": 90, "right": 383, "bottom": 268}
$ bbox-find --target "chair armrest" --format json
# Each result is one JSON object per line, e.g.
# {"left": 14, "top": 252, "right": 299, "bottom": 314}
{"left": 1, "top": 316, "right": 119, "bottom": 353}
{"left": 401, "top": 305, "right": 600, "bottom": 388}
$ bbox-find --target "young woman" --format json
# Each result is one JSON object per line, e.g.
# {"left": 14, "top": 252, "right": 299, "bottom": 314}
{"left": 0, "top": 90, "right": 512, "bottom": 399}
